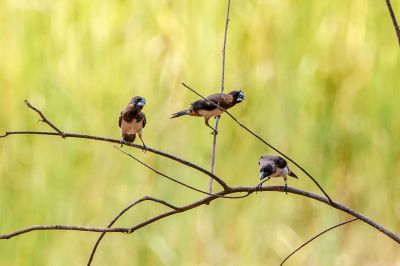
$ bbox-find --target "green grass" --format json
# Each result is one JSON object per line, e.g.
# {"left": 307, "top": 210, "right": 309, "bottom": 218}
{"left": 1, "top": 0, "right": 399, "bottom": 265}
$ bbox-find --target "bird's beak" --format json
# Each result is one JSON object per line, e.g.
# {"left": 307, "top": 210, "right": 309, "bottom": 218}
{"left": 259, "top": 171, "right": 267, "bottom": 180}
{"left": 137, "top": 99, "right": 146, "bottom": 107}
{"left": 236, "top": 91, "right": 245, "bottom": 102}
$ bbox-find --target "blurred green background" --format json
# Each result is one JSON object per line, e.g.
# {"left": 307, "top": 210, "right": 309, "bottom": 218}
{"left": 0, "top": 0, "right": 399, "bottom": 265}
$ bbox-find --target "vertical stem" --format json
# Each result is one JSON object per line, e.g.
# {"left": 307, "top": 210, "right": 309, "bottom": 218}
{"left": 385, "top": 0, "right": 400, "bottom": 46}
{"left": 209, "top": 0, "right": 231, "bottom": 193}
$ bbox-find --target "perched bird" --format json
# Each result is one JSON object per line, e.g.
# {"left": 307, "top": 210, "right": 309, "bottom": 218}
{"left": 257, "top": 155, "right": 298, "bottom": 193}
{"left": 170, "top": 90, "right": 245, "bottom": 134}
{"left": 119, "top": 96, "right": 147, "bottom": 149}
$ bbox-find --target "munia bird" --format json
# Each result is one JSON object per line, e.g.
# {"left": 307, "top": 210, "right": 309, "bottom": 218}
{"left": 170, "top": 90, "right": 245, "bottom": 134}
{"left": 119, "top": 96, "right": 147, "bottom": 149}
{"left": 257, "top": 155, "right": 298, "bottom": 193}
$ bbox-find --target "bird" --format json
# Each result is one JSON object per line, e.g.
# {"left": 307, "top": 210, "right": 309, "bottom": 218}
{"left": 119, "top": 96, "right": 147, "bottom": 150}
{"left": 257, "top": 155, "right": 298, "bottom": 193}
{"left": 170, "top": 90, "right": 245, "bottom": 134}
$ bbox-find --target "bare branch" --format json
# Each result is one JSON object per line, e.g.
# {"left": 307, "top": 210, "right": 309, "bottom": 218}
{"left": 181, "top": 82, "right": 333, "bottom": 204}
{"left": 1, "top": 129, "right": 229, "bottom": 190}
{"left": 1, "top": 186, "right": 398, "bottom": 244}
{"left": 385, "top": 0, "right": 400, "bottom": 46}
{"left": 280, "top": 218, "right": 359, "bottom": 265}
{"left": 0, "top": 225, "right": 128, "bottom": 239}
{"left": 209, "top": 0, "right": 232, "bottom": 193}
{"left": 24, "top": 100, "right": 66, "bottom": 137}
{"left": 87, "top": 196, "right": 180, "bottom": 265}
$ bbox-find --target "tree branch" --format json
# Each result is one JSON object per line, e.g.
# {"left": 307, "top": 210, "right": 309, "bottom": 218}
{"left": 0, "top": 225, "right": 128, "bottom": 239}
{"left": 181, "top": 82, "right": 334, "bottom": 204}
{"left": 209, "top": 0, "right": 232, "bottom": 193}
{"left": 385, "top": 0, "right": 400, "bottom": 46}
{"left": 87, "top": 150, "right": 250, "bottom": 265}
{"left": 1, "top": 186, "right": 398, "bottom": 244}
{"left": 87, "top": 196, "right": 180, "bottom": 266}
{"left": 24, "top": 100, "right": 66, "bottom": 137}
{"left": 280, "top": 218, "right": 359, "bottom": 265}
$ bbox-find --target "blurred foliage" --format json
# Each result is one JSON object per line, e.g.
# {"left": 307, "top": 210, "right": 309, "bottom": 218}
{"left": 0, "top": 0, "right": 399, "bottom": 265}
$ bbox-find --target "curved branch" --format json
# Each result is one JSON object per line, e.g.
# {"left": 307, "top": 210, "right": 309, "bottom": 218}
{"left": 181, "top": 82, "right": 333, "bottom": 204}
{"left": 1, "top": 130, "right": 229, "bottom": 190}
{"left": 280, "top": 218, "right": 359, "bottom": 265}
{"left": 87, "top": 196, "right": 180, "bottom": 265}
{"left": 2, "top": 186, "right": 397, "bottom": 245}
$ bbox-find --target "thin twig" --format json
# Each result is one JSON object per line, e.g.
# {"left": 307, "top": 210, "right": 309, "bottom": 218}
{"left": 209, "top": 0, "right": 232, "bottom": 193}
{"left": 385, "top": 0, "right": 400, "bottom": 46}
{"left": 280, "top": 218, "right": 359, "bottom": 265}
{"left": 1, "top": 186, "right": 398, "bottom": 244}
{"left": 181, "top": 82, "right": 333, "bottom": 204}
{"left": 113, "top": 146, "right": 249, "bottom": 199}
{"left": 24, "top": 100, "right": 66, "bottom": 137}
{"left": 0, "top": 225, "right": 128, "bottom": 239}
{"left": 87, "top": 196, "right": 180, "bottom": 266}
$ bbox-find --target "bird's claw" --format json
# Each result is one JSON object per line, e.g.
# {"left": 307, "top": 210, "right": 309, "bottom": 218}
{"left": 255, "top": 183, "right": 262, "bottom": 193}
{"left": 210, "top": 130, "right": 218, "bottom": 136}
{"left": 141, "top": 145, "right": 147, "bottom": 153}
{"left": 284, "top": 183, "right": 288, "bottom": 194}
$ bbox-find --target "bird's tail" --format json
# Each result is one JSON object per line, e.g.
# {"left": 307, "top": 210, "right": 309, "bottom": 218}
{"left": 170, "top": 109, "right": 190, "bottom": 119}
{"left": 289, "top": 171, "right": 298, "bottom": 179}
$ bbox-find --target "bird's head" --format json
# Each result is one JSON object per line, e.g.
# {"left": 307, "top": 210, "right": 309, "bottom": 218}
{"left": 259, "top": 164, "right": 274, "bottom": 180}
{"left": 229, "top": 90, "right": 245, "bottom": 103}
{"left": 129, "top": 96, "right": 146, "bottom": 110}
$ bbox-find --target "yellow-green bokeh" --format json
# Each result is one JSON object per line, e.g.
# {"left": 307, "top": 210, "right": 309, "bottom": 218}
{"left": 1, "top": 0, "right": 399, "bottom": 265}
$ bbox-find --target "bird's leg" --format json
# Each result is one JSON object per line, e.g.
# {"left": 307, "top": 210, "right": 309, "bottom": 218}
{"left": 284, "top": 176, "right": 288, "bottom": 194}
{"left": 205, "top": 119, "right": 218, "bottom": 135}
{"left": 256, "top": 177, "right": 270, "bottom": 193}
{"left": 138, "top": 131, "right": 147, "bottom": 153}
{"left": 120, "top": 138, "right": 125, "bottom": 147}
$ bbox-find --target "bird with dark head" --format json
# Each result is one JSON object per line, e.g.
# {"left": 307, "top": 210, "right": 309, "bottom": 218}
{"left": 170, "top": 90, "right": 245, "bottom": 134}
{"left": 119, "top": 96, "right": 147, "bottom": 150}
{"left": 257, "top": 155, "right": 298, "bottom": 193}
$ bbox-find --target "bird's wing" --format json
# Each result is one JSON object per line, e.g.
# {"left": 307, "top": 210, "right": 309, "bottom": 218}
{"left": 191, "top": 98, "right": 217, "bottom": 111}
{"left": 118, "top": 111, "right": 123, "bottom": 128}
{"left": 142, "top": 112, "right": 146, "bottom": 128}
{"left": 259, "top": 155, "right": 287, "bottom": 168}
{"left": 259, "top": 156, "right": 275, "bottom": 166}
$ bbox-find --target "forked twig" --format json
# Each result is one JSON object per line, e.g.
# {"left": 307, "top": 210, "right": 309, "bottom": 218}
{"left": 181, "top": 82, "right": 333, "bottom": 204}
{"left": 24, "top": 100, "right": 66, "bottom": 137}
{"left": 280, "top": 218, "right": 359, "bottom": 265}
